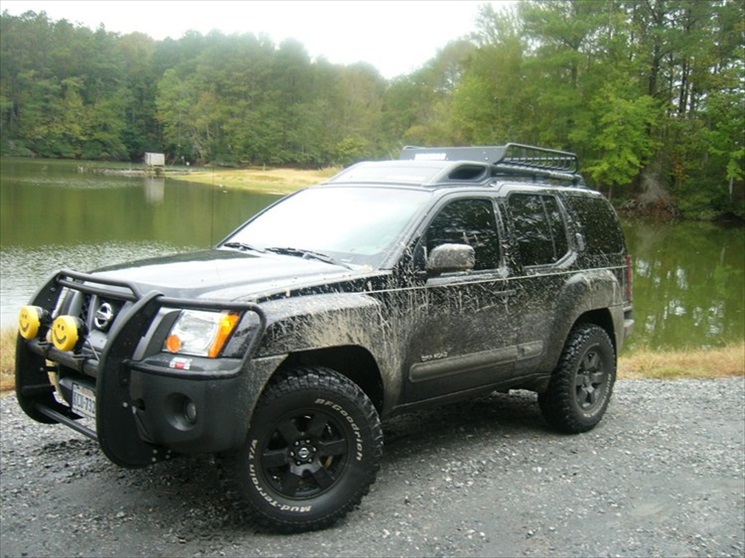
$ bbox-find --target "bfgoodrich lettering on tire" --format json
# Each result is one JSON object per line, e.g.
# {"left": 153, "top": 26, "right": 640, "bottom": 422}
{"left": 538, "top": 323, "right": 616, "bottom": 434}
{"left": 220, "top": 366, "right": 383, "bottom": 532}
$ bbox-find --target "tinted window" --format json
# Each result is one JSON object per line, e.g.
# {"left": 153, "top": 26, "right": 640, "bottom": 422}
{"left": 508, "top": 194, "right": 569, "bottom": 266}
{"left": 566, "top": 194, "right": 625, "bottom": 255}
{"left": 425, "top": 199, "right": 500, "bottom": 270}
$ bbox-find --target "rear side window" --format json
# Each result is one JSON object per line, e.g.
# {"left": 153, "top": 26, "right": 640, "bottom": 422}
{"left": 507, "top": 194, "right": 569, "bottom": 266}
{"left": 566, "top": 194, "right": 625, "bottom": 255}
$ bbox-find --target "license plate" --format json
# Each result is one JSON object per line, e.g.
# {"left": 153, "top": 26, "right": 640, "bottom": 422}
{"left": 72, "top": 383, "right": 96, "bottom": 421}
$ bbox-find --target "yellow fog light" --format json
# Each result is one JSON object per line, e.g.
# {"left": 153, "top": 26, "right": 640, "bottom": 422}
{"left": 19, "top": 306, "right": 47, "bottom": 340}
{"left": 51, "top": 315, "right": 83, "bottom": 352}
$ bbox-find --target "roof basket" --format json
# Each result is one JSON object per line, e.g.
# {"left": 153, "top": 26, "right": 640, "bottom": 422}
{"left": 499, "top": 143, "right": 578, "bottom": 174}
{"left": 400, "top": 143, "right": 582, "bottom": 184}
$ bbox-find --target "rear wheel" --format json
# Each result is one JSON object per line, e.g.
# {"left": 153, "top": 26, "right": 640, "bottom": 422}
{"left": 220, "top": 367, "right": 383, "bottom": 532}
{"left": 539, "top": 324, "right": 616, "bottom": 433}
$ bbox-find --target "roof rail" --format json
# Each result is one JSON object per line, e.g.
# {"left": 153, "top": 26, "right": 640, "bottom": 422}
{"left": 400, "top": 143, "right": 582, "bottom": 185}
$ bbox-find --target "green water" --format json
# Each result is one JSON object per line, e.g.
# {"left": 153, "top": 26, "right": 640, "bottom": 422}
{"left": 622, "top": 218, "right": 743, "bottom": 351}
{"left": 1, "top": 158, "right": 743, "bottom": 352}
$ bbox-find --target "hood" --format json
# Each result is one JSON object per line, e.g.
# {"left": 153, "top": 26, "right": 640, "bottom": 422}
{"left": 91, "top": 249, "right": 362, "bottom": 300}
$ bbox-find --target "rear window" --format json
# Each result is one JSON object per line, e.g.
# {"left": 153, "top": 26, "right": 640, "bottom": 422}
{"left": 565, "top": 194, "right": 626, "bottom": 255}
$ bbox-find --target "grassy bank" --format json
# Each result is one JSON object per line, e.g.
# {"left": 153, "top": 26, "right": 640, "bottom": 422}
{"left": 2, "top": 327, "right": 15, "bottom": 392}
{"left": 618, "top": 343, "right": 745, "bottom": 380}
{"left": 1, "top": 326, "right": 741, "bottom": 393}
{"left": 167, "top": 166, "right": 341, "bottom": 194}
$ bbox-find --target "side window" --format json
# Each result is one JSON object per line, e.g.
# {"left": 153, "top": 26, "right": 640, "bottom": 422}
{"left": 507, "top": 194, "right": 569, "bottom": 266}
{"left": 425, "top": 198, "right": 500, "bottom": 271}
{"left": 566, "top": 194, "right": 625, "bottom": 255}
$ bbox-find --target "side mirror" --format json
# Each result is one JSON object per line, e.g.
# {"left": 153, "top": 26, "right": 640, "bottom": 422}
{"left": 426, "top": 244, "right": 475, "bottom": 275}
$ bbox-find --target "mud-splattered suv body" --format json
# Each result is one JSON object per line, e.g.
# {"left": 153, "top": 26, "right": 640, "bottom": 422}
{"left": 16, "top": 144, "right": 633, "bottom": 532}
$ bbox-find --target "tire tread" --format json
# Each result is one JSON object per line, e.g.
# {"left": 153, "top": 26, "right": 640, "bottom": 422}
{"left": 539, "top": 323, "right": 616, "bottom": 434}
{"left": 218, "top": 366, "right": 382, "bottom": 533}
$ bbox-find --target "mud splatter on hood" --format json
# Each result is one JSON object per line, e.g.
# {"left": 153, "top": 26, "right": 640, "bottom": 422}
{"left": 91, "top": 249, "right": 366, "bottom": 300}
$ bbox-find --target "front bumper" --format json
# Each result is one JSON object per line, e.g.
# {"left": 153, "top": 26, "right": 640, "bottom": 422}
{"left": 16, "top": 269, "right": 272, "bottom": 468}
{"left": 126, "top": 354, "right": 285, "bottom": 455}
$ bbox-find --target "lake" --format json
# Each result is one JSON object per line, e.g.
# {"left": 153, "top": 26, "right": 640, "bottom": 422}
{"left": 1, "top": 158, "right": 743, "bottom": 353}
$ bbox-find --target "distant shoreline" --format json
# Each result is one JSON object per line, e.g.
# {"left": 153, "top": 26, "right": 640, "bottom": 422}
{"left": 166, "top": 166, "right": 341, "bottom": 195}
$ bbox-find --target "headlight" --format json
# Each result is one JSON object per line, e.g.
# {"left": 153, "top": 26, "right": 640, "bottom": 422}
{"left": 164, "top": 310, "right": 240, "bottom": 358}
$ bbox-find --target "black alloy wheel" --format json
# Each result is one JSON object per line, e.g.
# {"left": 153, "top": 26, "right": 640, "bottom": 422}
{"left": 219, "top": 367, "right": 383, "bottom": 532}
{"left": 539, "top": 323, "right": 616, "bottom": 433}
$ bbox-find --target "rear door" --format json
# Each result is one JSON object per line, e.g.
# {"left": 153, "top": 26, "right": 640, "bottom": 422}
{"left": 502, "top": 191, "right": 574, "bottom": 373}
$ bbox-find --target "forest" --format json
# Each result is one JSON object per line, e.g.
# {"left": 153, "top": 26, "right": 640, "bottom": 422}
{"left": 0, "top": 0, "right": 743, "bottom": 219}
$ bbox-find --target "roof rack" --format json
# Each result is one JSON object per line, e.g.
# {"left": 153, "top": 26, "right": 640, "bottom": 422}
{"left": 400, "top": 143, "right": 583, "bottom": 185}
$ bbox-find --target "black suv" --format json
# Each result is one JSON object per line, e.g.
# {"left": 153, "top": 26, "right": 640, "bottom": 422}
{"left": 16, "top": 144, "right": 633, "bottom": 532}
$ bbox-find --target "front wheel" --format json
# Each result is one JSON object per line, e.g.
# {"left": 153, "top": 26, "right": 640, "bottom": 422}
{"left": 220, "top": 367, "right": 383, "bottom": 532}
{"left": 539, "top": 324, "right": 616, "bottom": 433}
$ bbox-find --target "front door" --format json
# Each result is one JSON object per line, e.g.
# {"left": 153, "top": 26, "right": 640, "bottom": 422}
{"left": 404, "top": 196, "right": 518, "bottom": 402}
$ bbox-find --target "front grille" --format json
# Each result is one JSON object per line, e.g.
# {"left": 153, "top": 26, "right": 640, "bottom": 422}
{"left": 78, "top": 294, "right": 91, "bottom": 323}
{"left": 56, "top": 290, "right": 123, "bottom": 362}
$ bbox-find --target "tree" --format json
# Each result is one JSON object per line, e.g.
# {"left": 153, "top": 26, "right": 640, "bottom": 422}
{"left": 452, "top": 6, "right": 526, "bottom": 145}
{"left": 156, "top": 68, "right": 200, "bottom": 161}
{"left": 582, "top": 86, "right": 659, "bottom": 198}
{"left": 0, "top": 4, "right": 742, "bottom": 217}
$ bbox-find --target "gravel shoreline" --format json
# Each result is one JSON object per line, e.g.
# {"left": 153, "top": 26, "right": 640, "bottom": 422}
{"left": 1, "top": 378, "right": 743, "bottom": 557}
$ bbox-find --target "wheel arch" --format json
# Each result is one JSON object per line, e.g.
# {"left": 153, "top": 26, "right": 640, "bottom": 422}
{"left": 541, "top": 270, "right": 624, "bottom": 372}
{"left": 279, "top": 345, "right": 385, "bottom": 414}
{"left": 544, "top": 307, "right": 618, "bottom": 370}
{"left": 573, "top": 308, "right": 617, "bottom": 353}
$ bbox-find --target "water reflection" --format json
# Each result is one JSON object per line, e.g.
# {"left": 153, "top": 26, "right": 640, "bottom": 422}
{"left": 143, "top": 177, "right": 165, "bottom": 205}
{"left": 1, "top": 159, "right": 278, "bottom": 248}
{"left": 623, "top": 219, "right": 744, "bottom": 351}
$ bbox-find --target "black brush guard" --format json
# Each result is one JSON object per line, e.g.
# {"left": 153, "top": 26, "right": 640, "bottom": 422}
{"left": 16, "top": 269, "right": 266, "bottom": 467}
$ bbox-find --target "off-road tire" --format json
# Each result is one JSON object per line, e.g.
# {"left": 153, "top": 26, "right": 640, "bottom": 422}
{"left": 219, "top": 366, "right": 383, "bottom": 532}
{"left": 539, "top": 323, "right": 616, "bottom": 433}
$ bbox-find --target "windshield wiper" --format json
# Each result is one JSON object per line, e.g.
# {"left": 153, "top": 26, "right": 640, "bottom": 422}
{"left": 265, "top": 247, "right": 351, "bottom": 269}
{"left": 222, "top": 242, "right": 266, "bottom": 253}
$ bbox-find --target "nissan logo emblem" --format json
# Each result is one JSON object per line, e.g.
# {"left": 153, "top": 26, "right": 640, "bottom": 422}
{"left": 94, "top": 302, "right": 115, "bottom": 330}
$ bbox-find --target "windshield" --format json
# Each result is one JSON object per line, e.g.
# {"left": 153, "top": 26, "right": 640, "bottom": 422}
{"left": 222, "top": 186, "right": 430, "bottom": 268}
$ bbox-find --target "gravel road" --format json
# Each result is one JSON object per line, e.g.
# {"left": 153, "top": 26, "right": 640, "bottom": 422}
{"left": 1, "top": 378, "right": 743, "bottom": 558}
